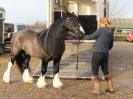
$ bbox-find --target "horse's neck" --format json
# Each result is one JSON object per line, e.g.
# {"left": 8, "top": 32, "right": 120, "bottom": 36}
{"left": 48, "top": 19, "right": 67, "bottom": 40}
{"left": 38, "top": 19, "right": 67, "bottom": 46}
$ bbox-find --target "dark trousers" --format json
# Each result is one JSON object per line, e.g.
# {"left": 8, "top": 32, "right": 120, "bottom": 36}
{"left": 91, "top": 52, "right": 109, "bottom": 76}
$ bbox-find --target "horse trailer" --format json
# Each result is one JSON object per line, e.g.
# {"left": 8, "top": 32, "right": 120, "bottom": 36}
{"left": 4, "top": 23, "right": 26, "bottom": 48}
{"left": 47, "top": 0, "right": 109, "bottom": 35}
{"left": 0, "top": 7, "right": 5, "bottom": 54}
{"left": 33, "top": 0, "right": 110, "bottom": 78}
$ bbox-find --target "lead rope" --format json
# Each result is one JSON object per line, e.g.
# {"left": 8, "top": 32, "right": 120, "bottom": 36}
{"left": 76, "top": 37, "right": 80, "bottom": 70}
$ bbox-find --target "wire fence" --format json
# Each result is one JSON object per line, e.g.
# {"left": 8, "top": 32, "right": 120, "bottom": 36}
{"left": 114, "top": 32, "right": 128, "bottom": 41}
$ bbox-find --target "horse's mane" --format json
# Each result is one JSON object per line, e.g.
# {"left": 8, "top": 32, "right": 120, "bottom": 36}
{"left": 37, "top": 15, "right": 67, "bottom": 53}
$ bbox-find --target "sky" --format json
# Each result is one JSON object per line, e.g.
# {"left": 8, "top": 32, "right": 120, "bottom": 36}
{"left": 0, "top": 0, "right": 47, "bottom": 24}
{"left": 110, "top": 0, "right": 133, "bottom": 18}
{"left": 0, "top": 0, "right": 133, "bottom": 24}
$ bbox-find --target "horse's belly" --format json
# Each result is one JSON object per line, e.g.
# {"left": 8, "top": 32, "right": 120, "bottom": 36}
{"left": 23, "top": 42, "right": 45, "bottom": 58}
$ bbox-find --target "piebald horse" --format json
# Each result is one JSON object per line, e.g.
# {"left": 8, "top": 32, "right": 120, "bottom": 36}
{"left": 3, "top": 12, "right": 85, "bottom": 88}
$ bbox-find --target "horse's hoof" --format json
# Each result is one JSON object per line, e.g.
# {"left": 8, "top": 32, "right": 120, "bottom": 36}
{"left": 37, "top": 80, "right": 47, "bottom": 88}
{"left": 23, "top": 80, "right": 33, "bottom": 83}
{"left": 23, "top": 78, "right": 33, "bottom": 83}
{"left": 3, "top": 77, "right": 10, "bottom": 84}
{"left": 3, "top": 80, "right": 10, "bottom": 84}
{"left": 53, "top": 82, "right": 63, "bottom": 89}
{"left": 37, "top": 85, "right": 47, "bottom": 89}
{"left": 54, "top": 86, "right": 63, "bottom": 90}
{"left": 3, "top": 71, "right": 10, "bottom": 84}
{"left": 53, "top": 79, "right": 63, "bottom": 89}
{"left": 37, "top": 83, "right": 47, "bottom": 88}
{"left": 53, "top": 83, "right": 63, "bottom": 89}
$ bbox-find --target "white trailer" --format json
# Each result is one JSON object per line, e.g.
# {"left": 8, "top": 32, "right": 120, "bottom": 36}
{"left": 33, "top": 0, "right": 110, "bottom": 78}
{"left": 47, "top": 0, "right": 109, "bottom": 34}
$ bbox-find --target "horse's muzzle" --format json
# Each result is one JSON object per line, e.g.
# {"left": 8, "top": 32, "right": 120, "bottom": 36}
{"left": 79, "top": 26, "right": 85, "bottom": 34}
{"left": 73, "top": 26, "right": 85, "bottom": 37}
{"left": 74, "top": 30, "right": 83, "bottom": 38}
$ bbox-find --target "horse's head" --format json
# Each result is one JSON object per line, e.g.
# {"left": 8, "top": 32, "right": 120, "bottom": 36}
{"left": 65, "top": 12, "right": 85, "bottom": 37}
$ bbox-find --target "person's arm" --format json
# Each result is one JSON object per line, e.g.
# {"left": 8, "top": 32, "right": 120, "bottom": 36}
{"left": 82, "top": 29, "right": 101, "bottom": 40}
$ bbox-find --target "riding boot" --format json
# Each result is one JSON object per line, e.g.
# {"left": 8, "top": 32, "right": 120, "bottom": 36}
{"left": 92, "top": 76, "right": 101, "bottom": 95}
{"left": 105, "top": 74, "right": 114, "bottom": 93}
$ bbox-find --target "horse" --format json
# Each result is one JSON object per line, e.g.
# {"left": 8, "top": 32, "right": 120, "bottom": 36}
{"left": 3, "top": 12, "right": 85, "bottom": 88}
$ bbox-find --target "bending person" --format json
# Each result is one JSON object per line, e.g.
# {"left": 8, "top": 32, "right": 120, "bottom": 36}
{"left": 83, "top": 17, "right": 114, "bottom": 95}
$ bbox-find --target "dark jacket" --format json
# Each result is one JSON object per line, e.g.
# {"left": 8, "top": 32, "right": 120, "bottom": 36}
{"left": 83, "top": 27, "right": 114, "bottom": 53}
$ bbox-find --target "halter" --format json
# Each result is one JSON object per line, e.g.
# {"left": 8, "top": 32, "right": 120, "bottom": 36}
{"left": 76, "top": 37, "right": 80, "bottom": 70}
{"left": 65, "top": 17, "right": 71, "bottom": 28}
{"left": 65, "top": 17, "right": 79, "bottom": 34}
{"left": 65, "top": 17, "right": 80, "bottom": 70}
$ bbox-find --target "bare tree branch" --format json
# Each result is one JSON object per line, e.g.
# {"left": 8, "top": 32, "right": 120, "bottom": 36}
{"left": 110, "top": 0, "right": 126, "bottom": 18}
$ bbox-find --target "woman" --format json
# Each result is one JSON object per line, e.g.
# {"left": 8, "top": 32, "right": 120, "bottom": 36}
{"left": 83, "top": 17, "right": 114, "bottom": 95}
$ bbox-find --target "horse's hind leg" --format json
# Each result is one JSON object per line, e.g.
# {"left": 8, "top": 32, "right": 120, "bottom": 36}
{"left": 3, "top": 56, "right": 15, "bottom": 84}
{"left": 37, "top": 59, "right": 48, "bottom": 88}
{"left": 22, "top": 54, "right": 33, "bottom": 83}
{"left": 53, "top": 57, "right": 63, "bottom": 88}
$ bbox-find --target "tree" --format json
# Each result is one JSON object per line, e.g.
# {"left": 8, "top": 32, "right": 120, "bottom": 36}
{"left": 109, "top": 0, "right": 126, "bottom": 18}
{"left": 26, "top": 21, "right": 47, "bottom": 32}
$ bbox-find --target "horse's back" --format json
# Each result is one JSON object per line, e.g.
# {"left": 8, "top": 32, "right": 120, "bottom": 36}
{"left": 11, "top": 30, "right": 36, "bottom": 47}
{"left": 11, "top": 30, "right": 44, "bottom": 58}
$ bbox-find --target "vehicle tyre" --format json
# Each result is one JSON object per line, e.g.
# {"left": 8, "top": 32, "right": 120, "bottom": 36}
{"left": 0, "top": 44, "right": 4, "bottom": 55}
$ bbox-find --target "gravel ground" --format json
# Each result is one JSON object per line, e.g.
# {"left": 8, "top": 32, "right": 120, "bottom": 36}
{"left": 0, "top": 41, "right": 133, "bottom": 99}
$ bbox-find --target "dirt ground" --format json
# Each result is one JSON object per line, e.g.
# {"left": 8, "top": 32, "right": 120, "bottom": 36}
{"left": 0, "top": 41, "right": 133, "bottom": 99}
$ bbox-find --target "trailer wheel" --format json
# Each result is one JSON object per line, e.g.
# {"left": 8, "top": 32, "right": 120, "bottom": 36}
{"left": 0, "top": 44, "right": 4, "bottom": 55}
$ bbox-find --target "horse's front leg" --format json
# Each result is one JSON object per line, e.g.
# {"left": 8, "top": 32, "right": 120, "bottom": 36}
{"left": 22, "top": 55, "right": 33, "bottom": 83}
{"left": 53, "top": 57, "right": 63, "bottom": 88}
{"left": 3, "top": 56, "right": 15, "bottom": 84}
{"left": 37, "top": 59, "right": 48, "bottom": 88}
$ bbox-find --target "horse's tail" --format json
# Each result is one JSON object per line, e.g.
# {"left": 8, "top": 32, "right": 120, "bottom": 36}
{"left": 15, "top": 52, "right": 31, "bottom": 74}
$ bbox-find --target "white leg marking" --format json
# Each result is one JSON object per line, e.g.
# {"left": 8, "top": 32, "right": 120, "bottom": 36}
{"left": 23, "top": 69, "right": 33, "bottom": 83}
{"left": 53, "top": 73, "right": 63, "bottom": 88}
{"left": 3, "top": 61, "right": 12, "bottom": 84}
{"left": 37, "top": 74, "right": 47, "bottom": 88}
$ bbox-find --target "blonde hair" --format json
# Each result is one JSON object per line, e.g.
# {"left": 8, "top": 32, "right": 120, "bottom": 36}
{"left": 99, "top": 17, "right": 111, "bottom": 28}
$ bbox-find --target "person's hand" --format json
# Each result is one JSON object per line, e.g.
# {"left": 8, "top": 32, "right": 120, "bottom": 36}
{"left": 82, "top": 35, "right": 89, "bottom": 39}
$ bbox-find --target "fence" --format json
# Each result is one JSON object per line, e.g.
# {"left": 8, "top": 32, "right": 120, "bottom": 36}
{"left": 114, "top": 32, "right": 128, "bottom": 41}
